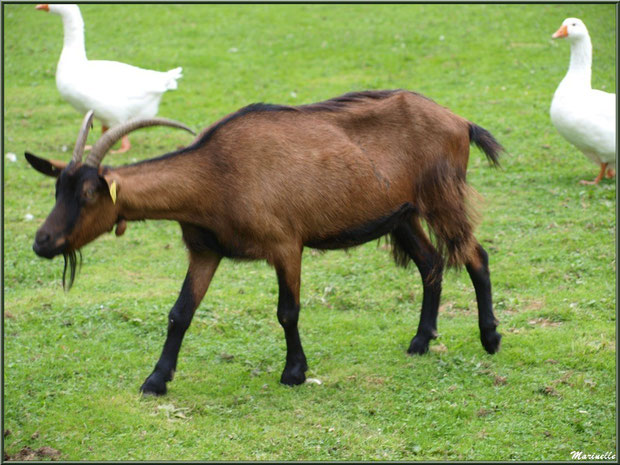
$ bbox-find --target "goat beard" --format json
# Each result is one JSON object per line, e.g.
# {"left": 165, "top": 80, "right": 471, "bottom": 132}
{"left": 62, "top": 249, "right": 82, "bottom": 291}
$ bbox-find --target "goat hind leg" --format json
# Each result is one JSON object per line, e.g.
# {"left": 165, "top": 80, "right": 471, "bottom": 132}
{"left": 140, "top": 251, "right": 221, "bottom": 395}
{"left": 274, "top": 247, "right": 307, "bottom": 386}
{"left": 466, "top": 242, "right": 501, "bottom": 354}
{"left": 392, "top": 219, "right": 443, "bottom": 355}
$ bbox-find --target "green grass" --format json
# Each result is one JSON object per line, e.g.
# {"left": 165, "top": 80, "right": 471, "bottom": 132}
{"left": 3, "top": 3, "right": 616, "bottom": 461}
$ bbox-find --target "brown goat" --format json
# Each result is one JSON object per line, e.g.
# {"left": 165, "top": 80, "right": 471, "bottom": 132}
{"left": 26, "top": 89, "right": 503, "bottom": 395}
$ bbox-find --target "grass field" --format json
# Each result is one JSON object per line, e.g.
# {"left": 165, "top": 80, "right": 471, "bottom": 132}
{"left": 2, "top": 2, "right": 616, "bottom": 461}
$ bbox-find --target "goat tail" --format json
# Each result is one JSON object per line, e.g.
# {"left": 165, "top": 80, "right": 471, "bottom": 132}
{"left": 411, "top": 159, "right": 482, "bottom": 270}
{"left": 469, "top": 123, "right": 503, "bottom": 168}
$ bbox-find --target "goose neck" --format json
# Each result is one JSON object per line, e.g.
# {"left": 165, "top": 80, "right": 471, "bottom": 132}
{"left": 58, "top": 8, "right": 87, "bottom": 63}
{"left": 565, "top": 35, "right": 592, "bottom": 88}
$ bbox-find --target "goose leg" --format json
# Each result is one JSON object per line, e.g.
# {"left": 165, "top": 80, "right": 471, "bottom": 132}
{"left": 89, "top": 124, "right": 131, "bottom": 154}
{"left": 111, "top": 135, "right": 131, "bottom": 154}
{"left": 580, "top": 163, "right": 607, "bottom": 185}
{"left": 85, "top": 125, "right": 108, "bottom": 151}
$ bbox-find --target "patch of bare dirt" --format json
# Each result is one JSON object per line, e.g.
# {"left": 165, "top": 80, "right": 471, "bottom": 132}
{"left": 4, "top": 446, "right": 61, "bottom": 461}
{"left": 528, "top": 317, "right": 561, "bottom": 327}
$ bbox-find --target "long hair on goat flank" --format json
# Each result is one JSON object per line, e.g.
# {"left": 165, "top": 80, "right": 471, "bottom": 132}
{"left": 389, "top": 158, "right": 483, "bottom": 272}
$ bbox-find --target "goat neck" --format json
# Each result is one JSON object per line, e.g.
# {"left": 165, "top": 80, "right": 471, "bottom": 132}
{"left": 105, "top": 154, "right": 217, "bottom": 224}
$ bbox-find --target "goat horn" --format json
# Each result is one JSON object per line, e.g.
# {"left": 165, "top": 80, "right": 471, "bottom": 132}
{"left": 72, "top": 110, "right": 95, "bottom": 164}
{"left": 84, "top": 118, "right": 196, "bottom": 167}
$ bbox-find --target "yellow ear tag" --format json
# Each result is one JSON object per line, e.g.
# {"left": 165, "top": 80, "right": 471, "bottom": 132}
{"left": 109, "top": 181, "right": 117, "bottom": 204}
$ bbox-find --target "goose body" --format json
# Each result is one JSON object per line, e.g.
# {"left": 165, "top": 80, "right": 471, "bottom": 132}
{"left": 37, "top": 4, "right": 183, "bottom": 153}
{"left": 550, "top": 17, "right": 616, "bottom": 184}
{"left": 56, "top": 60, "right": 182, "bottom": 126}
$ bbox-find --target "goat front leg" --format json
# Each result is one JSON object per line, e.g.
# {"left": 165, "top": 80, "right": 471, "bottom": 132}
{"left": 141, "top": 251, "right": 221, "bottom": 395}
{"left": 466, "top": 242, "right": 501, "bottom": 354}
{"left": 273, "top": 246, "right": 307, "bottom": 386}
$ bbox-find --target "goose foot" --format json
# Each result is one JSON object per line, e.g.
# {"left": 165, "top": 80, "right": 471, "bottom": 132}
{"left": 580, "top": 163, "right": 607, "bottom": 185}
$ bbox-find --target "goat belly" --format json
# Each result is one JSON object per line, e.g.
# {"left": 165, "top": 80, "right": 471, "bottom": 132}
{"left": 304, "top": 202, "right": 415, "bottom": 250}
{"left": 181, "top": 223, "right": 255, "bottom": 259}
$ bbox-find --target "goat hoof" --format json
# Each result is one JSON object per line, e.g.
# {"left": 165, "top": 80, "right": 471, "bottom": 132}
{"left": 140, "top": 372, "right": 168, "bottom": 396}
{"left": 280, "top": 364, "right": 307, "bottom": 386}
{"left": 481, "top": 330, "right": 502, "bottom": 354}
{"left": 407, "top": 335, "right": 430, "bottom": 355}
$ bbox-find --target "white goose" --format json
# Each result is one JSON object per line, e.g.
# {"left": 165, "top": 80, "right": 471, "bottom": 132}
{"left": 36, "top": 4, "right": 183, "bottom": 153}
{"left": 550, "top": 17, "right": 616, "bottom": 185}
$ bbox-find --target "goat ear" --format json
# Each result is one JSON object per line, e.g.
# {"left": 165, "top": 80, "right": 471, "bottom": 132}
{"left": 102, "top": 173, "right": 119, "bottom": 204}
{"left": 24, "top": 152, "right": 67, "bottom": 178}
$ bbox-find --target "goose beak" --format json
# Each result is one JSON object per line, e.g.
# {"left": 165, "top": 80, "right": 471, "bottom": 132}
{"left": 35, "top": 4, "right": 49, "bottom": 11}
{"left": 552, "top": 24, "right": 568, "bottom": 39}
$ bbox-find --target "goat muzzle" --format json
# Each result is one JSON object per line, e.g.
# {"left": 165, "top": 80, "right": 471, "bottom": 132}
{"left": 33, "top": 229, "right": 66, "bottom": 259}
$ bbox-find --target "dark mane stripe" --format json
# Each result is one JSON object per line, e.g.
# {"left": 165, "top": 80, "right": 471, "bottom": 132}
{"left": 133, "top": 90, "right": 405, "bottom": 166}
{"left": 300, "top": 89, "right": 401, "bottom": 112}
{"left": 187, "top": 102, "right": 298, "bottom": 148}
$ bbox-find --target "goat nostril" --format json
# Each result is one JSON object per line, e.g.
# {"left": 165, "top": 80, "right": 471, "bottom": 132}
{"left": 36, "top": 231, "right": 51, "bottom": 245}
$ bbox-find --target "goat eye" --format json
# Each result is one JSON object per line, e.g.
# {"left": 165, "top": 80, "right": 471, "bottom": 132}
{"left": 84, "top": 188, "right": 95, "bottom": 199}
